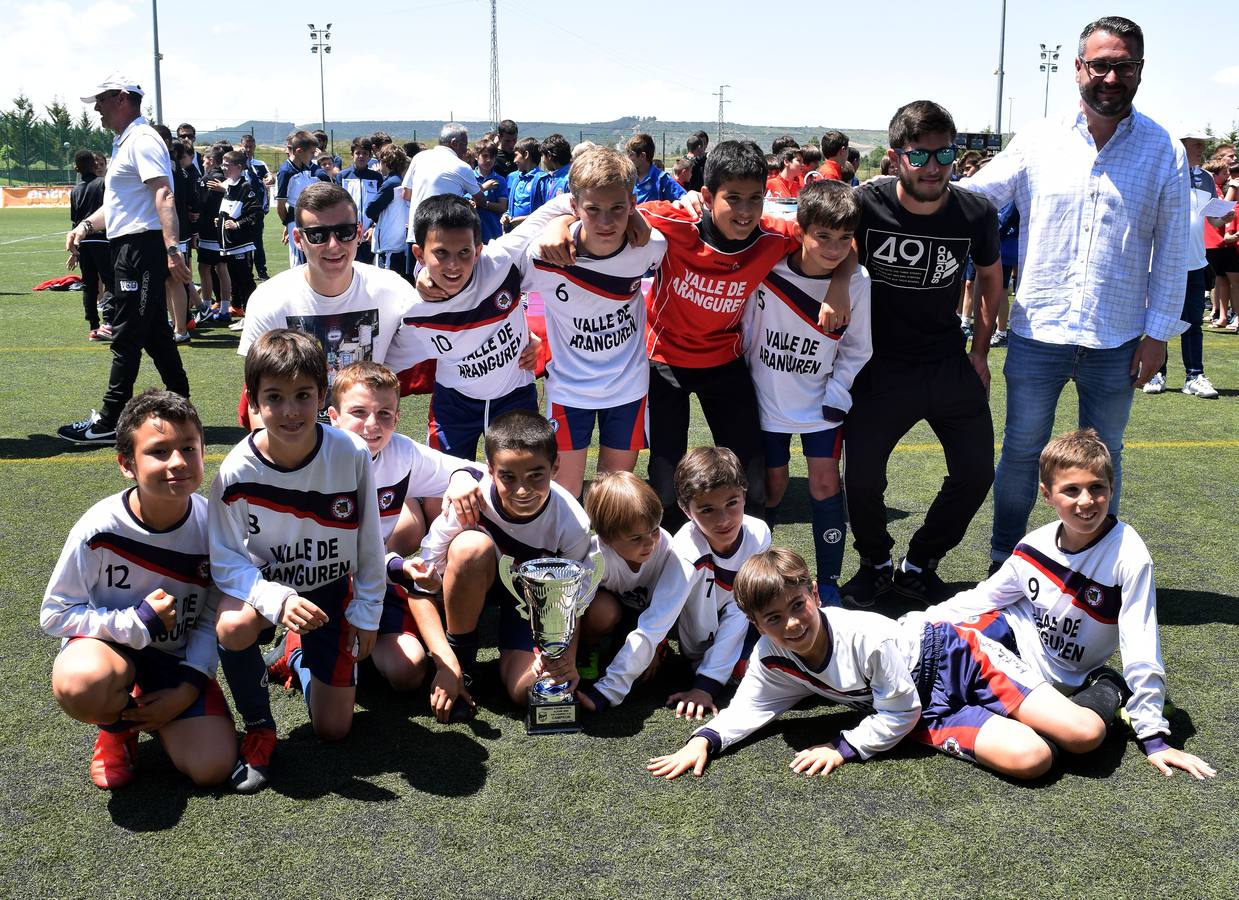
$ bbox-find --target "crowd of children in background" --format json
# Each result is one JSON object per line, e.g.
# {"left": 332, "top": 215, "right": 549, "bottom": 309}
{"left": 51, "top": 107, "right": 1223, "bottom": 799}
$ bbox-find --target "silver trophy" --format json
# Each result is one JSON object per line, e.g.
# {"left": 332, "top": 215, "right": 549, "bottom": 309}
{"left": 498, "top": 552, "right": 604, "bottom": 734}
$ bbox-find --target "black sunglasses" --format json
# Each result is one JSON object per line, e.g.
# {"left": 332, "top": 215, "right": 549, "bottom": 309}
{"left": 1079, "top": 57, "right": 1143, "bottom": 79}
{"left": 299, "top": 223, "right": 359, "bottom": 245}
{"left": 895, "top": 146, "right": 958, "bottom": 168}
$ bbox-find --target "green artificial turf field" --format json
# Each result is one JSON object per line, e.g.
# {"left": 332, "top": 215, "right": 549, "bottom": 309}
{"left": 0, "top": 208, "right": 1235, "bottom": 898}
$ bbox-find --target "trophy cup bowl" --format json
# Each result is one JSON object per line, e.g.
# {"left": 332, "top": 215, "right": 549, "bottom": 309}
{"left": 498, "top": 553, "right": 604, "bottom": 734}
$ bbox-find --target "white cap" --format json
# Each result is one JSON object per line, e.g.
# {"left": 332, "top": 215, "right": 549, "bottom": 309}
{"left": 79, "top": 73, "right": 144, "bottom": 103}
{"left": 1178, "top": 125, "right": 1210, "bottom": 141}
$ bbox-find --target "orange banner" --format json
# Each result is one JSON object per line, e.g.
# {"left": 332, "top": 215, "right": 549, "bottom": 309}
{"left": 0, "top": 186, "right": 72, "bottom": 208}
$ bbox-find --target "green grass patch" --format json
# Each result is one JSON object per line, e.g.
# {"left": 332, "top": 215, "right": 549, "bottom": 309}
{"left": 1, "top": 209, "right": 1236, "bottom": 897}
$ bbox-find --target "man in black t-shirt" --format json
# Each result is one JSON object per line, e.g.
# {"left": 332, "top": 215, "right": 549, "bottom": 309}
{"left": 840, "top": 100, "right": 1003, "bottom": 608}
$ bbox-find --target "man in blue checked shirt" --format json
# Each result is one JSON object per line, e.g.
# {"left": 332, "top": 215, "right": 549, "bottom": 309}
{"left": 962, "top": 15, "right": 1190, "bottom": 571}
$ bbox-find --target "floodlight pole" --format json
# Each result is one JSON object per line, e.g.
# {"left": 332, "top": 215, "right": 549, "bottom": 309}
{"left": 151, "top": 0, "right": 164, "bottom": 124}
{"left": 309, "top": 24, "right": 332, "bottom": 134}
{"left": 1039, "top": 43, "right": 1061, "bottom": 117}
{"left": 994, "top": 0, "right": 1006, "bottom": 134}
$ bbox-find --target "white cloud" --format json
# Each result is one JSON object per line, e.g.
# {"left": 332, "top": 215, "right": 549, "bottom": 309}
{"left": 1212, "top": 66, "right": 1239, "bottom": 86}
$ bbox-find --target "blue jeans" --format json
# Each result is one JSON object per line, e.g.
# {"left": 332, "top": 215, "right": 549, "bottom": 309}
{"left": 1160, "top": 266, "right": 1206, "bottom": 378}
{"left": 990, "top": 332, "right": 1138, "bottom": 560}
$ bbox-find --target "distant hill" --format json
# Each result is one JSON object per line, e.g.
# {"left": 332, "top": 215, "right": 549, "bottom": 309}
{"left": 200, "top": 117, "right": 889, "bottom": 156}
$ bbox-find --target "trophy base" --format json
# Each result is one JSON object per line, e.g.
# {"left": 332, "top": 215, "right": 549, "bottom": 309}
{"left": 526, "top": 693, "right": 581, "bottom": 735}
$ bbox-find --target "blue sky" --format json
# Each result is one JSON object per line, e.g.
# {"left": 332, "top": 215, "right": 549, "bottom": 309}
{"left": 2, "top": 0, "right": 1236, "bottom": 140}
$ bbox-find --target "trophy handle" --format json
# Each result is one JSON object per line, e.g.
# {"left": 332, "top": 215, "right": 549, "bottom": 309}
{"left": 576, "top": 549, "right": 606, "bottom": 614}
{"left": 497, "top": 554, "right": 526, "bottom": 618}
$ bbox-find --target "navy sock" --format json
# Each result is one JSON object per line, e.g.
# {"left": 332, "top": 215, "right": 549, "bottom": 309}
{"left": 289, "top": 645, "right": 314, "bottom": 713}
{"left": 447, "top": 629, "right": 479, "bottom": 676}
{"left": 218, "top": 643, "right": 275, "bottom": 732}
{"left": 811, "top": 494, "right": 847, "bottom": 586}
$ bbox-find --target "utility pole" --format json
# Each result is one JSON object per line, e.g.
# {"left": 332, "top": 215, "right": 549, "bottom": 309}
{"left": 151, "top": 0, "right": 163, "bottom": 124}
{"left": 488, "top": 0, "right": 501, "bottom": 128}
{"left": 309, "top": 24, "right": 332, "bottom": 133}
{"left": 713, "top": 85, "right": 731, "bottom": 144}
{"left": 1039, "top": 43, "right": 1061, "bottom": 117}
{"left": 993, "top": 0, "right": 1006, "bottom": 134}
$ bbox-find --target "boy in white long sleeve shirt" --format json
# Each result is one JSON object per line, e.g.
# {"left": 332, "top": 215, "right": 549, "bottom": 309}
{"left": 42, "top": 391, "right": 235, "bottom": 791}
{"left": 915, "top": 429, "right": 1215, "bottom": 780}
{"left": 209, "top": 330, "right": 385, "bottom": 792}
{"left": 649, "top": 548, "right": 1124, "bottom": 782}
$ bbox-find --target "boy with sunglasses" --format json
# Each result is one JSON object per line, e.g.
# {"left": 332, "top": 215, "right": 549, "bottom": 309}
{"left": 238, "top": 182, "right": 418, "bottom": 412}
{"left": 839, "top": 100, "right": 1003, "bottom": 610}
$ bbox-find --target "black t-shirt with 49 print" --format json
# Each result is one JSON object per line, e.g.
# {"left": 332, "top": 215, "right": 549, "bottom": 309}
{"left": 855, "top": 177, "right": 1000, "bottom": 363}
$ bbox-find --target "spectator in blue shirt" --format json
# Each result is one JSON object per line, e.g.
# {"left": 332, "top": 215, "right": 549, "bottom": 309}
{"left": 531, "top": 133, "right": 572, "bottom": 210}
{"left": 473, "top": 140, "right": 510, "bottom": 243}
{"left": 338, "top": 137, "right": 384, "bottom": 263}
{"left": 503, "top": 137, "right": 546, "bottom": 232}
{"left": 626, "top": 133, "right": 685, "bottom": 204}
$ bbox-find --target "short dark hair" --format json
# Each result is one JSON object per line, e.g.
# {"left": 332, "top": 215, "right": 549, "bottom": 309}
{"left": 74, "top": 149, "right": 96, "bottom": 176}
{"left": 800, "top": 145, "right": 823, "bottom": 168}
{"left": 888, "top": 101, "right": 956, "bottom": 149}
{"left": 403, "top": 141, "right": 424, "bottom": 158}
{"left": 686, "top": 133, "right": 705, "bottom": 153}
{"left": 691, "top": 130, "right": 709, "bottom": 150}
{"left": 244, "top": 328, "right": 328, "bottom": 403}
{"left": 414, "top": 194, "right": 481, "bottom": 246}
{"left": 796, "top": 180, "right": 862, "bottom": 232}
{"left": 540, "top": 133, "right": 571, "bottom": 168}
{"left": 1078, "top": 15, "right": 1143, "bottom": 59}
{"left": 821, "top": 130, "right": 849, "bottom": 157}
{"left": 734, "top": 548, "right": 813, "bottom": 619}
{"left": 626, "top": 133, "right": 656, "bottom": 160}
{"left": 483, "top": 409, "right": 557, "bottom": 465}
{"left": 176, "top": 123, "right": 196, "bottom": 138}
{"left": 779, "top": 147, "right": 803, "bottom": 167}
{"left": 116, "top": 389, "right": 203, "bottom": 468}
{"left": 846, "top": 147, "right": 860, "bottom": 166}
{"left": 350, "top": 136, "right": 373, "bottom": 155}
{"left": 704, "top": 140, "right": 767, "bottom": 192}
{"left": 771, "top": 135, "right": 799, "bottom": 155}
{"left": 497, "top": 119, "right": 519, "bottom": 137}
{"left": 515, "top": 137, "right": 541, "bottom": 164}
{"left": 312, "top": 129, "right": 328, "bottom": 148}
{"left": 674, "top": 446, "right": 747, "bottom": 509}
{"left": 294, "top": 181, "right": 357, "bottom": 227}
{"left": 222, "top": 150, "right": 246, "bottom": 168}
{"left": 370, "top": 130, "right": 393, "bottom": 148}
{"left": 288, "top": 130, "right": 318, "bottom": 152}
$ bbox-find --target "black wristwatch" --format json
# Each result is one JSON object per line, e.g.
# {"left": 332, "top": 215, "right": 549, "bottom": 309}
{"left": 167, "top": 245, "right": 182, "bottom": 257}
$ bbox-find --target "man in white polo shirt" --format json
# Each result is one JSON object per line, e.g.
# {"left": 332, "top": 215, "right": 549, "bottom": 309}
{"left": 400, "top": 122, "right": 487, "bottom": 243}
{"left": 61, "top": 74, "right": 192, "bottom": 445}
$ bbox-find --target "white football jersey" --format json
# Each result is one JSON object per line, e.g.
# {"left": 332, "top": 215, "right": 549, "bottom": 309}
{"left": 208, "top": 425, "right": 386, "bottom": 631}
{"left": 368, "top": 433, "right": 476, "bottom": 544}
{"left": 521, "top": 226, "right": 667, "bottom": 408}
{"left": 41, "top": 491, "right": 220, "bottom": 678}
{"left": 672, "top": 515, "right": 772, "bottom": 692}
{"left": 918, "top": 516, "right": 1169, "bottom": 743}
{"left": 742, "top": 257, "right": 873, "bottom": 432}
{"left": 694, "top": 606, "right": 923, "bottom": 760}
{"left": 590, "top": 529, "right": 694, "bottom": 706}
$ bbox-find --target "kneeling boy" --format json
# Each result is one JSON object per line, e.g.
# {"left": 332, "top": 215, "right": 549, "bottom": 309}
{"left": 649, "top": 548, "right": 1116, "bottom": 781}
{"left": 918, "top": 429, "right": 1216, "bottom": 780}
{"left": 326, "top": 361, "right": 482, "bottom": 720}
{"left": 210, "top": 329, "right": 385, "bottom": 791}
{"left": 413, "top": 410, "right": 594, "bottom": 705}
{"left": 574, "top": 472, "right": 693, "bottom": 711}
{"left": 41, "top": 390, "right": 235, "bottom": 790}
